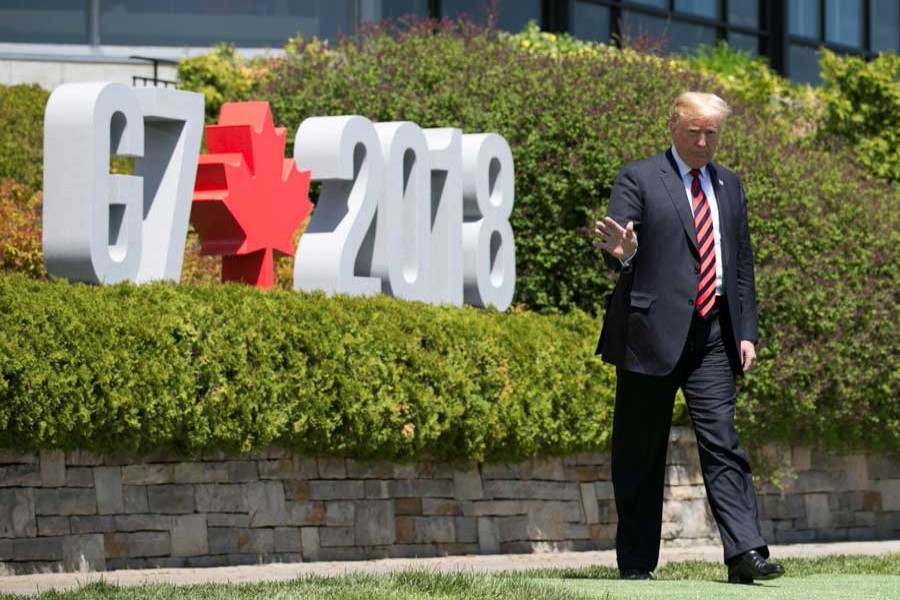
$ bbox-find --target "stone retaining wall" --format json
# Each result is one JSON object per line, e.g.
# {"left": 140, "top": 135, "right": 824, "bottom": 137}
{"left": 1, "top": 427, "right": 898, "bottom": 574}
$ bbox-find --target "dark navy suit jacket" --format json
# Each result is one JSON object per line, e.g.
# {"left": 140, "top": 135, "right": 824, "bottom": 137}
{"left": 596, "top": 149, "right": 759, "bottom": 376}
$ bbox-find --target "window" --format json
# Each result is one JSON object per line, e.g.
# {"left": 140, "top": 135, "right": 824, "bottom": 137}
{"left": 825, "top": 0, "right": 862, "bottom": 48}
{"left": 99, "top": 0, "right": 352, "bottom": 47}
{"left": 674, "top": 0, "right": 719, "bottom": 20}
{"left": 728, "top": 0, "right": 759, "bottom": 29}
{"left": 441, "top": 0, "right": 541, "bottom": 33}
{"left": 871, "top": 0, "right": 899, "bottom": 52}
{"left": 569, "top": 1, "right": 610, "bottom": 42}
{"left": 622, "top": 10, "right": 716, "bottom": 53}
{"left": 0, "top": 0, "right": 87, "bottom": 44}
{"left": 727, "top": 32, "right": 759, "bottom": 55}
{"left": 789, "top": 0, "right": 820, "bottom": 39}
{"left": 789, "top": 44, "right": 821, "bottom": 84}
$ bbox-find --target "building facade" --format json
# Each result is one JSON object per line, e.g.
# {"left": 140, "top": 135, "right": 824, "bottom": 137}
{"left": 0, "top": 1, "right": 898, "bottom": 87}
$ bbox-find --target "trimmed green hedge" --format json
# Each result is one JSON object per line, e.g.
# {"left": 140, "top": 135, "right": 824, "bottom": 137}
{"left": 1, "top": 273, "right": 898, "bottom": 460}
{"left": 0, "top": 273, "right": 613, "bottom": 460}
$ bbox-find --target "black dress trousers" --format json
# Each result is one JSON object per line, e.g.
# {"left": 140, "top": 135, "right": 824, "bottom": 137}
{"left": 611, "top": 300, "right": 768, "bottom": 571}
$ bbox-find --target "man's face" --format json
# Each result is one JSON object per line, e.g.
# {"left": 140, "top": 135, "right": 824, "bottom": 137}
{"left": 670, "top": 114, "right": 722, "bottom": 169}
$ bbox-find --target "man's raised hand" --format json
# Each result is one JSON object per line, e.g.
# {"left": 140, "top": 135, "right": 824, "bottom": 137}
{"left": 595, "top": 217, "right": 638, "bottom": 261}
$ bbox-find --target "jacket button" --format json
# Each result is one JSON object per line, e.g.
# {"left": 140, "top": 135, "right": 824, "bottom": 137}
{"left": 688, "top": 299, "right": 694, "bottom": 306}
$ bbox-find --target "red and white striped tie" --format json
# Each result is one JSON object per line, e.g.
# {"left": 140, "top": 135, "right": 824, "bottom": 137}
{"left": 690, "top": 168, "right": 716, "bottom": 317}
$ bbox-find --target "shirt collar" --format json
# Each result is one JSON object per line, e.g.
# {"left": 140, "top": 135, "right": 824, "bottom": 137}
{"left": 670, "top": 145, "right": 708, "bottom": 180}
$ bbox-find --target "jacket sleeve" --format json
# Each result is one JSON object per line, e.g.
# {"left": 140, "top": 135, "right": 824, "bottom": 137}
{"left": 735, "top": 178, "right": 759, "bottom": 343}
{"left": 601, "top": 166, "right": 644, "bottom": 272}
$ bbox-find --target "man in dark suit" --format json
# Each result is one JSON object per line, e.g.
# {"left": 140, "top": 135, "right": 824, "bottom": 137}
{"left": 594, "top": 92, "right": 784, "bottom": 584}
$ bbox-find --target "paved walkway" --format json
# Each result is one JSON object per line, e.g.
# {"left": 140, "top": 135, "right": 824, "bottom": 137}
{"left": 1, "top": 540, "right": 898, "bottom": 596}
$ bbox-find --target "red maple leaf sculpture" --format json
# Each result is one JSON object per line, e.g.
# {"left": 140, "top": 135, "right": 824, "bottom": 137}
{"left": 191, "top": 102, "right": 311, "bottom": 288}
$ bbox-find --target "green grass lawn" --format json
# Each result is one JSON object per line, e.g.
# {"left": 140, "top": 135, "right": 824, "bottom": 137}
{"left": 4, "top": 555, "right": 898, "bottom": 600}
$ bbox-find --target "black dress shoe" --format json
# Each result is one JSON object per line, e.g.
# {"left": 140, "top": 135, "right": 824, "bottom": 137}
{"left": 727, "top": 550, "right": 785, "bottom": 584}
{"left": 620, "top": 569, "right": 655, "bottom": 580}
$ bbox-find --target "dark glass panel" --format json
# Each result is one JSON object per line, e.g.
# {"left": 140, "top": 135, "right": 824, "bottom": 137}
{"left": 0, "top": 0, "right": 88, "bottom": 44}
{"left": 569, "top": 1, "right": 610, "bottom": 42}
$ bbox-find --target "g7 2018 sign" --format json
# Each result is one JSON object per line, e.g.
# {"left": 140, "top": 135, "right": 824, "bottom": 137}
{"left": 43, "top": 83, "right": 516, "bottom": 310}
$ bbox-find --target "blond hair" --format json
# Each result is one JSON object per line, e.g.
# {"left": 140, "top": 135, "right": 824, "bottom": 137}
{"left": 669, "top": 92, "right": 731, "bottom": 128}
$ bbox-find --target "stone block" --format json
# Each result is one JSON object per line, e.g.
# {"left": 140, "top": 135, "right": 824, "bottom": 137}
{"left": 564, "top": 523, "right": 591, "bottom": 539}
{"left": 310, "top": 480, "right": 365, "bottom": 500}
{"left": 317, "top": 457, "right": 347, "bottom": 479}
{"left": 863, "top": 491, "right": 882, "bottom": 512}
{"left": 792, "top": 447, "right": 811, "bottom": 471}
{"left": 590, "top": 523, "right": 616, "bottom": 541}
{"left": 854, "top": 511, "right": 876, "bottom": 527}
{"left": 574, "top": 465, "right": 610, "bottom": 481}
{"left": 483, "top": 480, "right": 579, "bottom": 501}
{"left": 121, "top": 485, "right": 148, "bottom": 514}
{"left": 62, "top": 534, "right": 105, "bottom": 572}
{"left": 39, "top": 450, "right": 66, "bottom": 487}
{"left": 384, "top": 544, "right": 439, "bottom": 559}
{"left": 326, "top": 501, "right": 355, "bottom": 526}
{"left": 173, "top": 462, "right": 225, "bottom": 483}
{"left": 66, "top": 450, "right": 103, "bottom": 466}
{"left": 596, "top": 499, "right": 617, "bottom": 523}
{"left": 497, "top": 515, "right": 564, "bottom": 542}
{"left": 226, "top": 461, "right": 260, "bottom": 482}
{"left": 207, "top": 528, "right": 238, "bottom": 554}
{"left": 301, "top": 527, "right": 320, "bottom": 560}
{"left": 797, "top": 471, "right": 840, "bottom": 493}
{"left": 319, "top": 526, "right": 355, "bottom": 547}
{"left": 877, "top": 480, "right": 900, "bottom": 511}
{"left": 147, "top": 484, "right": 194, "bottom": 514}
{"left": 397, "top": 516, "right": 455, "bottom": 544}
{"left": 662, "top": 498, "right": 716, "bottom": 539}
{"left": 761, "top": 494, "right": 804, "bottom": 520}
{"left": 35, "top": 488, "right": 96, "bottom": 516}
{"left": 875, "top": 513, "right": 900, "bottom": 538}
{"left": 453, "top": 469, "right": 483, "bottom": 500}
{"left": 0, "top": 450, "right": 37, "bottom": 464}
{"left": 13, "top": 536, "right": 64, "bottom": 561}
{"left": 355, "top": 500, "right": 395, "bottom": 546}
{"left": 171, "top": 514, "right": 208, "bottom": 557}
{"left": 422, "top": 499, "right": 460, "bottom": 516}
{"left": 0, "top": 489, "right": 36, "bottom": 537}
{"left": 665, "top": 464, "right": 704, "bottom": 486}
{"left": 520, "top": 457, "right": 566, "bottom": 481}
{"left": 392, "top": 463, "right": 417, "bottom": 479}
{"left": 37, "top": 516, "right": 69, "bottom": 537}
{"left": 365, "top": 480, "right": 390, "bottom": 499}
{"left": 246, "top": 481, "right": 288, "bottom": 527}
{"left": 206, "top": 513, "right": 250, "bottom": 528}
{"left": 776, "top": 529, "right": 817, "bottom": 544}
{"left": 845, "top": 454, "right": 869, "bottom": 489}
{"left": 481, "top": 464, "right": 519, "bottom": 479}
{"left": 115, "top": 514, "right": 172, "bottom": 532}
{"left": 195, "top": 484, "right": 247, "bottom": 513}
{"left": 285, "top": 480, "right": 310, "bottom": 500}
{"left": 346, "top": 459, "right": 393, "bottom": 479}
{"left": 846, "top": 526, "right": 876, "bottom": 541}
{"left": 665, "top": 484, "right": 708, "bottom": 501}
{"left": 258, "top": 459, "right": 295, "bottom": 480}
{"left": 868, "top": 455, "right": 900, "bottom": 480}
{"left": 274, "top": 527, "right": 302, "bottom": 553}
{"left": 0, "top": 464, "right": 41, "bottom": 487}
{"left": 580, "top": 483, "right": 599, "bottom": 524}
{"left": 594, "top": 481, "right": 615, "bottom": 500}
{"left": 286, "top": 501, "right": 326, "bottom": 526}
{"left": 94, "top": 467, "right": 124, "bottom": 515}
{"left": 121, "top": 464, "right": 173, "bottom": 485}
{"left": 456, "top": 517, "right": 477, "bottom": 543}
{"left": 804, "top": 494, "right": 832, "bottom": 528}
{"left": 573, "top": 452, "right": 609, "bottom": 466}
{"left": 389, "top": 479, "right": 454, "bottom": 498}
{"left": 395, "top": 498, "right": 423, "bottom": 516}
{"left": 70, "top": 516, "right": 115, "bottom": 534}
{"left": 66, "top": 467, "right": 94, "bottom": 487}
{"left": 291, "top": 455, "right": 319, "bottom": 479}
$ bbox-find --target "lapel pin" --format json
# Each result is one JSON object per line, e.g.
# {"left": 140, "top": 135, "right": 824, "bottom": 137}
{"left": 718, "top": 179, "right": 724, "bottom": 186}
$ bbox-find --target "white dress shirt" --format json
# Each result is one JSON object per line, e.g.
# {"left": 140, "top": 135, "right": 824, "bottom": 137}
{"left": 670, "top": 145, "right": 724, "bottom": 296}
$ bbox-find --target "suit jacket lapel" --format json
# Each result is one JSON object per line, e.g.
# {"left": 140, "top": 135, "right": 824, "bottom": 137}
{"left": 660, "top": 149, "right": 699, "bottom": 255}
{"left": 708, "top": 162, "right": 730, "bottom": 270}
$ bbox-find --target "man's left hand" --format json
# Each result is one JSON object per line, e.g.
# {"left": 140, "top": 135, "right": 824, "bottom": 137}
{"left": 741, "top": 341, "right": 757, "bottom": 373}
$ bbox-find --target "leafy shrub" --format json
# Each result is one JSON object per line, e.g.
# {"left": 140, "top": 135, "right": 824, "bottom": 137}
{"left": 0, "top": 84, "right": 47, "bottom": 191}
{"left": 819, "top": 49, "right": 900, "bottom": 183}
{"left": 0, "top": 273, "right": 613, "bottom": 460}
{"left": 0, "top": 180, "right": 45, "bottom": 278}
{"left": 177, "top": 44, "right": 269, "bottom": 123}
